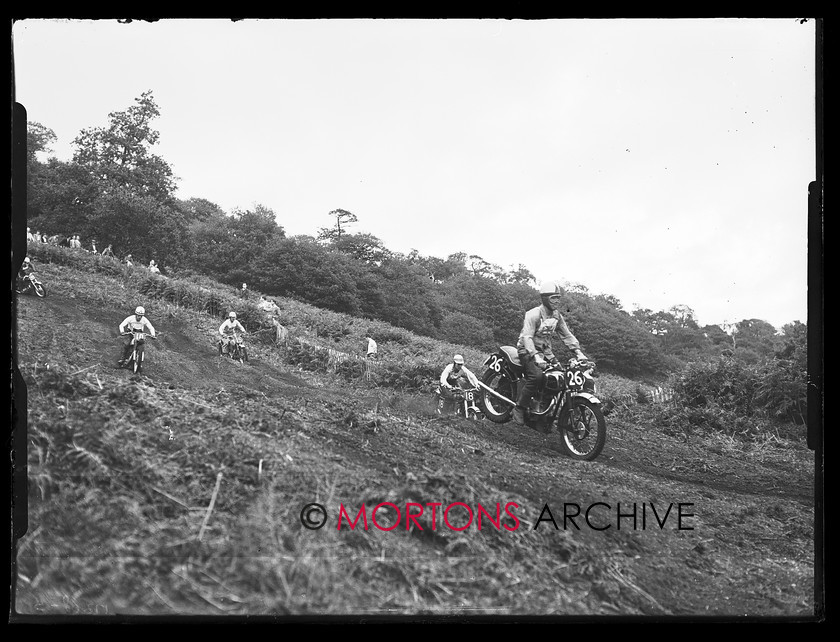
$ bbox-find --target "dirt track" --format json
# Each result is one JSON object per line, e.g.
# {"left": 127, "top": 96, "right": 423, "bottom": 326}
{"left": 13, "top": 268, "right": 817, "bottom": 618}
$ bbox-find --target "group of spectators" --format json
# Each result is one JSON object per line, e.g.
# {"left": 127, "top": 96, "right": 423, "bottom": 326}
{"left": 26, "top": 228, "right": 165, "bottom": 275}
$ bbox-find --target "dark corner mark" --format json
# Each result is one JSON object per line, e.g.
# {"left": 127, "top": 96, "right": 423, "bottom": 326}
{"left": 12, "top": 101, "right": 30, "bottom": 546}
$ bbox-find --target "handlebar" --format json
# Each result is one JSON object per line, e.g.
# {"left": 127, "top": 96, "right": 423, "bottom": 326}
{"left": 543, "top": 358, "right": 596, "bottom": 372}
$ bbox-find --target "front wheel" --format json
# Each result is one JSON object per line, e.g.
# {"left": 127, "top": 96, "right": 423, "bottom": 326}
{"left": 480, "top": 369, "right": 517, "bottom": 424}
{"left": 133, "top": 345, "right": 144, "bottom": 374}
{"left": 556, "top": 397, "right": 606, "bottom": 461}
{"left": 32, "top": 282, "right": 47, "bottom": 298}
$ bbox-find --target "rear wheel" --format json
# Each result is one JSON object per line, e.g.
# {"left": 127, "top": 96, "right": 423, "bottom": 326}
{"left": 480, "top": 369, "right": 517, "bottom": 424}
{"left": 556, "top": 397, "right": 606, "bottom": 461}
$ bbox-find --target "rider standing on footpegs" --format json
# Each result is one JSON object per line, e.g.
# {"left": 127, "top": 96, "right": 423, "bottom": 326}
{"left": 513, "top": 281, "right": 588, "bottom": 427}
{"left": 218, "top": 311, "right": 247, "bottom": 356}
{"left": 438, "top": 354, "right": 481, "bottom": 414}
{"left": 117, "top": 306, "right": 157, "bottom": 367}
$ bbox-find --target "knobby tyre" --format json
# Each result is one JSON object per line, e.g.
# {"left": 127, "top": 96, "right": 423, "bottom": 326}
{"left": 480, "top": 369, "right": 516, "bottom": 424}
{"left": 556, "top": 397, "right": 606, "bottom": 461}
{"left": 133, "top": 345, "right": 144, "bottom": 375}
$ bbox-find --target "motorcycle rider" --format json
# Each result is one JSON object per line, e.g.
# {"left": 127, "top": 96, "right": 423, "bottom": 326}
{"left": 513, "top": 281, "right": 588, "bottom": 427}
{"left": 16, "top": 256, "right": 35, "bottom": 292}
{"left": 438, "top": 354, "right": 481, "bottom": 414}
{"left": 118, "top": 306, "right": 157, "bottom": 367}
{"left": 219, "top": 311, "right": 247, "bottom": 356}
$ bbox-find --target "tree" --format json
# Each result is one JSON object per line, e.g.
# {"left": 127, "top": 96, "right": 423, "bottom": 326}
{"left": 186, "top": 205, "right": 284, "bottom": 281}
{"left": 330, "top": 232, "right": 391, "bottom": 265}
{"left": 317, "top": 208, "right": 358, "bottom": 242}
{"left": 26, "top": 121, "right": 57, "bottom": 165}
{"left": 72, "top": 90, "right": 176, "bottom": 201}
{"left": 176, "top": 197, "right": 226, "bottom": 223}
{"left": 669, "top": 304, "right": 699, "bottom": 329}
{"left": 733, "top": 318, "right": 778, "bottom": 360}
{"left": 505, "top": 264, "right": 537, "bottom": 286}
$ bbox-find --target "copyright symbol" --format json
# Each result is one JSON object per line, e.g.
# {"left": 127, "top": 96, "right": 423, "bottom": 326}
{"left": 300, "top": 503, "right": 327, "bottom": 530}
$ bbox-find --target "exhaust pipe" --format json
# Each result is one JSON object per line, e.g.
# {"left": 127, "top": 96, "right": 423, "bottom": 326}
{"left": 476, "top": 380, "right": 517, "bottom": 407}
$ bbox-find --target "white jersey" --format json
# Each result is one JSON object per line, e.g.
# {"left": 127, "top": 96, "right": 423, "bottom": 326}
{"left": 119, "top": 315, "right": 156, "bottom": 337}
{"left": 219, "top": 318, "right": 246, "bottom": 336}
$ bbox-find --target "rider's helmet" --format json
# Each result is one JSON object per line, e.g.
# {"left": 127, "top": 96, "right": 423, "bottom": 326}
{"left": 229, "top": 311, "right": 237, "bottom": 320}
{"left": 23, "top": 257, "right": 30, "bottom": 264}
{"left": 539, "top": 281, "right": 562, "bottom": 310}
{"left": 135, "top": 306, "right": 145, "bottom": 316}
{"left": 453, "top": 354, "right": 465, "bottom": 365}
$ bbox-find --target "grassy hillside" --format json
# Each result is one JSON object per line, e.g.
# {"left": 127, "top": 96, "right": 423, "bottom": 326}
{"left": 11, "top": 251, "right": 817, "bottom": 619}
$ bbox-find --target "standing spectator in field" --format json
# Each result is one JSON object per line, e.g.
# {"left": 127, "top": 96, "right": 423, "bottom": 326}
{"left": 101, "top": 244, "right": 114, "bottom": 257}
{"left": 258, "top": 295, "right": 280, "bottom": 314}
{"left": 26, "top": 227, "right": 35, "bottom": 242}
{"left": 124, "top": 254, "right": 134, "bottom": 267}
{"left": 90, "top": 239, "right": 98, "bottom": 254}
{"left": 365, "top": 336, "right": 378, "bottom": 360}
{"left": 239, "top": 283, "right": 249, "bottom": 299}
{"left": 273, "top": 315, "right": 289, "bottom": 345}
{"left": 149, "top": 260, "right": 161, "bottom": 275}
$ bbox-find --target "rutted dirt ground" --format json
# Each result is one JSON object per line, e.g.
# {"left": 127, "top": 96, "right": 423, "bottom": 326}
{"left": 12, "top": 265, "right": 819, "bottom": 619}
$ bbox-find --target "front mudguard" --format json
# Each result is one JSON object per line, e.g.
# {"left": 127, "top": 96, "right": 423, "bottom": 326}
{"left": 571, "top": 391, "right": 601, "bottom": 405}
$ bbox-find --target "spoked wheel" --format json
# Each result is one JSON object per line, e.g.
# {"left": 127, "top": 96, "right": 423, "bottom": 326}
{"left": 32, "top": 282, "right": 47, "bottom": 298}
{"left": 480, "top": 370, "right": 517, "bottom": 424}
{"left": 133, "top": 345, "right": 144, "bottom": 374}
{"left": 556, "top": 397, "right": 606, "bottom": 461}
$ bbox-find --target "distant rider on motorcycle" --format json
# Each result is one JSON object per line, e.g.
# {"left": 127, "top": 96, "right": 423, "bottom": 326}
{"left": 514, "top": 281, "right": 588, "bottom": 427}
{"left": 219, "top": 311, "right": 247, "bottom": 356}
{"left": 439, "top": 354, "right": 480, "bottom": 413}
{"left": 16, "top": 256, "right": 35, "bottom": 292}
{"left": 118, "top": 306, "right": 157, "bottom": 367}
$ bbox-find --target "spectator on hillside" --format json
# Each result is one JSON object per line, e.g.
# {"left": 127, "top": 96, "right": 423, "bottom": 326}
{"left": 101, "top": 244, "right": 114, "bottom": 257}
{"left": 365, "top": 336, "right": 378, "bottom": 360}
{"left": 26, "top": 227, "right": 35, "bottom": 242}
{"left": 273, "top": 315, "right": 289, "bottom": 345}
{"left": 124, "top": 254, "right": 134, "bottom": 267}
{"left": 90, "top": 239, "right": 98, "bottom": 254}
{"left": 149, "top": 260, "right": 161, "bottom": 275}
{"left": 239, "top": 283, "right": 249, "bottom": 299}
{"left": 70, "top": 235, "right": 82, "bottom": 249}
{"left": 258, "top": 295, "right": 280, "bottom": 314}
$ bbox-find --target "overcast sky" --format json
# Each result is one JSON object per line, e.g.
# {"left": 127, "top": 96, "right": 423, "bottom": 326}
{"left": 12, "top": 18, "right": 817, "bottom": 330}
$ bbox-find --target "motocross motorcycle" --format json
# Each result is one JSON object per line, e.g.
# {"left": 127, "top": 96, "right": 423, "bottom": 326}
{"left": 436, "top": 383, "right": 484, "bottom": 420}
{"left": 121, "top": 330, "right": 156, "bottom": 374}
{"left": 17, "top": 273, "right": 47, "bottom": 298}
{"left": 477, "top": 346, "right": 606, "bottom": 461}
{"left": 219, "top": 334, "right": 249, "bottom": 364}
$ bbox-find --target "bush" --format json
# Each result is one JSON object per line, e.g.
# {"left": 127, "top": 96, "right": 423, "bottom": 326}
{"left": 672, "top": 356, "right": 760, "bottom": 416}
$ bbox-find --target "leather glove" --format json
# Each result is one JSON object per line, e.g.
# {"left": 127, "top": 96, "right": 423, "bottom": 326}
{"left": 575, "top": 350, "right": 588, "bottom": 362}
{"left": 534, "top": 354, "right": 547, "bottom": 368}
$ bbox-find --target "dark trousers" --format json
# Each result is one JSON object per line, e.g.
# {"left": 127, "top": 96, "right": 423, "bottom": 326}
{"left": 517, "top": 353, "right": 545, "bottom": 409}
{"left": 121, "top": 340, "right": 135, "bottom": 361}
